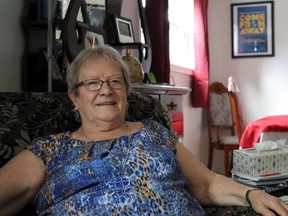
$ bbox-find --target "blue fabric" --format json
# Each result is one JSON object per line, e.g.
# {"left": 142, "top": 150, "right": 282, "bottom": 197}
{"left": 27, "top": 119, "right": 205, "bottom": 215}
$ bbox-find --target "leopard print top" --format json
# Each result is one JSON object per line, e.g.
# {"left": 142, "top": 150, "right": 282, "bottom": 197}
{"left": 27, "top": 119, "right": 205, "bottom": 215}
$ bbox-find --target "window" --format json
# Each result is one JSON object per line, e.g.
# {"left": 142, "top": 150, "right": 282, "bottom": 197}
{"left": 141, "top": 0, "right": 194, "bottom": 71}
{"left": 168, "top": 0, "right": 194, "bottom": 70}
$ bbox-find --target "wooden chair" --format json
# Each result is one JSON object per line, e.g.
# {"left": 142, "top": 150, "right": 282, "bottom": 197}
{"left": 207, "top": 82, "right": 242, "bottom": 176}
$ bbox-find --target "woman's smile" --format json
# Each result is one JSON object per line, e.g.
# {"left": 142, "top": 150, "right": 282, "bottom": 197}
{"left": 97, "top": 101, "right": 116, "bottom": 106}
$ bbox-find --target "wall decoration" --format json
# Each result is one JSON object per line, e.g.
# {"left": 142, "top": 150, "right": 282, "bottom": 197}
{"left": 105, "top": 14, "right": 135, "bottom": 44}
{"left": 87, "top": 3, "right": 106, "bottom": 28}
{"left": 231, "top": 1, "right": 274, "bottom": 58}
{"left": 85, "top": 27, "right": 106, "bottom": 48}
{"left": 114, "top": 16, "right": 134, "bottom": 43}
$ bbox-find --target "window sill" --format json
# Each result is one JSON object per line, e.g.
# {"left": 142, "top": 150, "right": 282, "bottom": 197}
{"left": 170, "top": 64, "right": 194, "bottom": 75}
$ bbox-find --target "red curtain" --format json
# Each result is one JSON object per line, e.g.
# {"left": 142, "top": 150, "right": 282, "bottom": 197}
{"left": 144, "top": 0, "right": 209, "bottom": 104}
{"left": 145, "top": 0, "right": 170, "bottom": 84}
{"left": 193, "top": 0, "right": 209, "bottom": 107}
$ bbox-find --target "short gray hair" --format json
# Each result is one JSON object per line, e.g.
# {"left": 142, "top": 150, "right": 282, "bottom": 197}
{"left": 66, "top": 45, "right": 131, "bottom": 95}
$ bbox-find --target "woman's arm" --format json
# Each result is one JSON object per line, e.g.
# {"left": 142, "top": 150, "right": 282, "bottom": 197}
{"left": 0, "top": 150, "right": 46, "bottom": 215}
{"left": 175, "top": 142, "right": 288, "bottom": 216}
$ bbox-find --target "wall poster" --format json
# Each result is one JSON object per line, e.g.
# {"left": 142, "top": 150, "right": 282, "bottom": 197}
{"left": 231, "top": 1, "right": 274, "bottom": 58}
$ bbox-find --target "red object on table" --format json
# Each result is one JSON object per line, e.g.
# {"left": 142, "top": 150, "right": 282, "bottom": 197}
{"left": 240, "top": 115, "right": 288, "bottom": 148}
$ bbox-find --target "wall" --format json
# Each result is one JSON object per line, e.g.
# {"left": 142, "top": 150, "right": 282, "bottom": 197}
{"left": 173, "top": 0, "right": 288, "bottom": 174}
{"left": 1, "top": 0, "right": 288, "bottom": 174}
{"left": 172, "top": 72, "right": 209, "bottom": 168}
{"left": 209, "top": 0, "right": 288, "bottom": 121}
{"left": 0, "top": 0, "right": 24, "bottom": 91}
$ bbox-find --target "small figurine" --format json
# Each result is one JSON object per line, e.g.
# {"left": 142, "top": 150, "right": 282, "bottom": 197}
{"left": 227, "top": 76, "right": 239, "bottom": 92}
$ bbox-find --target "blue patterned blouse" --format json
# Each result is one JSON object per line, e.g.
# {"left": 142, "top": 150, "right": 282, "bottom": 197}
{"left": 27, "top": 119, "right": 205, "bottom": 215}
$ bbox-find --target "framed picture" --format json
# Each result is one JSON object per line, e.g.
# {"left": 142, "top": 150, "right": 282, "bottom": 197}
{"left": 231, "top": 1, "right": 274, "bottom": 58}
{"left": 105, "top": 15, "right": 135, "bottom": 44}
{"left": 85, "top": 27, "right": 106, "bottom": 48}
{"left": 115, "top": 16, "right": 134, "bottom": 43}
{"left": 87, "top": 3, "right": 106, "bottom": 28}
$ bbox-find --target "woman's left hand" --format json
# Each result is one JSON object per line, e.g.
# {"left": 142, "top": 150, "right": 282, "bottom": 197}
{"left": 249, "top": 189, "right": 288, "bottom": 216}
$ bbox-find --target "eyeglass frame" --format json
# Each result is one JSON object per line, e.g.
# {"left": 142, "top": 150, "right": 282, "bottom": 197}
{"left": 75, "top": 77, "right": 126, "bottom": 91}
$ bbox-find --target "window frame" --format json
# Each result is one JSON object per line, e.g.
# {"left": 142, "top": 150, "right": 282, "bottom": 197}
{"left": 168, "top": 0, "right": 194, "bottom": 74}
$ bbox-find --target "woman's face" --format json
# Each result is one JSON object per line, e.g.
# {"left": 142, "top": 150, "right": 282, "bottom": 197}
{"left": 69, "top": 58, "right": 127, "bottom": 127}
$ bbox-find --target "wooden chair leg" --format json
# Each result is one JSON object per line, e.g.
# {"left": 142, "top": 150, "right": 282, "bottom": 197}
{"left": 208, "top": 145, "right": 213, "bottom": 170}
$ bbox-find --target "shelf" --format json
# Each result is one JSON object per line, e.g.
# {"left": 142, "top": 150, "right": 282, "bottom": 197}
{"left": 131, "top": 83, "right": 191, "bottom": 95}
{"left": 110, "top": 42, "right": 149, "bottom": 49}
{"left": 110, "top": 42, "right": 150, "bottom": 64}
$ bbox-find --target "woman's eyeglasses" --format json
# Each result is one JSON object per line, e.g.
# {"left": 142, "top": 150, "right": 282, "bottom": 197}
{"left": 76, "top": 77, "right": 126, "bottom": 91}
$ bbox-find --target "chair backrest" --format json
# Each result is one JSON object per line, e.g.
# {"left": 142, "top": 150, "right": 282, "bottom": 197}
{"left": 208, "top": 82, "right": 242, "bottom": 141}
{"left": 229, "top": 91, "right": 242, "bottom": 142}
{"left": 208, "top": 82, "right": 233, "bottom": 127}
{"left": 227, "top": 75, "right": 247, "bottom": 139}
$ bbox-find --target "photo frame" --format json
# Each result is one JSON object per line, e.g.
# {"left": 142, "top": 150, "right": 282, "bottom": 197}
{"left": 115, "top": 16, "right": 134, "bottom": 43}
{"left": 231, "top": 1, "right": 274, "bottom": 58}
{"left": 85, "top": 27, "right": 107, "bottom": 48}
{"left": 87, "top": 3, "right": 106, "bottom": 28}
{"left": 105, "top": 15, "right": 135, "bottom": 44}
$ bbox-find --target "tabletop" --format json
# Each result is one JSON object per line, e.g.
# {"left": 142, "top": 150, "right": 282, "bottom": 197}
{"left": 240, "top": 115, "right": 288, "bottom": 148}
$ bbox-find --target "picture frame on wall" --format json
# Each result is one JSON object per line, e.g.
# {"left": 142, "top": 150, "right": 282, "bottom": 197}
{"left": 231, "top": 1, "right": 274, "bottom": 58}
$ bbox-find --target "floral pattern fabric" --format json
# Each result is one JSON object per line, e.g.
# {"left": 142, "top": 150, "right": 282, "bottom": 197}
{"left": 209, "top": 92, "right": 233, "bottom": 126}
{"left": 0, "top": 91, "right": 171, "bottom": 167}
{"left": 27, "top": 120, "right": 205, "bottom": 215}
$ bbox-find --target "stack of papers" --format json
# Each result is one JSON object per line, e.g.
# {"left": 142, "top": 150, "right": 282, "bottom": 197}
{"left": 232, "top": 171, "right": 288, "bottom": 186}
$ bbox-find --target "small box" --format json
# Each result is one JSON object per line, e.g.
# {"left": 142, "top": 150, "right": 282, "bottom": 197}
{"left": 233, "top": 146, "right": 288, "bottom": 177}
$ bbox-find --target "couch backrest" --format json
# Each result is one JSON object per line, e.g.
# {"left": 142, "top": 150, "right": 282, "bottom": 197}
{"left": 0, "top": 91, "right": 171, "bottom": 167}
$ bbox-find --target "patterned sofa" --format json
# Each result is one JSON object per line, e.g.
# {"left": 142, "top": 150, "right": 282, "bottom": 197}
{"left": 0, "top": 91, "right": 258, "bottom": 215}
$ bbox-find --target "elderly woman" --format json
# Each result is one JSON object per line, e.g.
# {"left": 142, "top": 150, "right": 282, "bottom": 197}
{"left": 0, "top": 45, "right": 287, "bottom": 215}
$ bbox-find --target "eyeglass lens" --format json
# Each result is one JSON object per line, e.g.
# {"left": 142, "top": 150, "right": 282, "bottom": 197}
{"left": 82, "top": 78, "right": 125, "bottom": 91}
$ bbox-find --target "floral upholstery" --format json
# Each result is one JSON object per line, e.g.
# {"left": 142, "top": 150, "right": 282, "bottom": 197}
{"left": 209, "top": 92, "right": 233, "bottom": 126}
{"left": 209, "top": 92, "right": 239, "bottom": 145}
{"left": 0, "top": 91, "right": 259, "bottom": 215}
{"left": 204, "top": 206, "right": 259, "bottom": 216}
{"left": 0, "top": 91, "right": 171, "bottom": 167}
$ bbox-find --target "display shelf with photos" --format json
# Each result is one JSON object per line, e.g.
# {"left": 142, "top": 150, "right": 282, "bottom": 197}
{"left": 21, "top": 0, "right": 151, "bottom": 91}
{"left": 104, "top": 13, "right": 150, "bottom": 67}
{"left": 21, "top": 0, "right": 71, "bottom": 92}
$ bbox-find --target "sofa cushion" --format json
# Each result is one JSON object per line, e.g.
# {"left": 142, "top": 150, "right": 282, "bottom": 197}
{"left": 0, "top": 92, "right": 80, "bottom": 167}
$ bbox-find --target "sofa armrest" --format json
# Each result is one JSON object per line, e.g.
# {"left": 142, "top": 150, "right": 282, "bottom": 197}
{"left": 203, "top": 205, "right": 259, "bottom": 215}
{"left": 16, "top": 204, "right": 258, "bottom": 216}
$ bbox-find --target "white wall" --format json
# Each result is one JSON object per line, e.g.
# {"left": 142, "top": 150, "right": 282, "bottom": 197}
{"left": 209, "top": 0, "right": 288, "bottom": 122}
{"left": 173, "top": 0, "right": 288, "bottom": 174}
{"left": 2, "top": 0, "right": 288, "bottom": 174}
